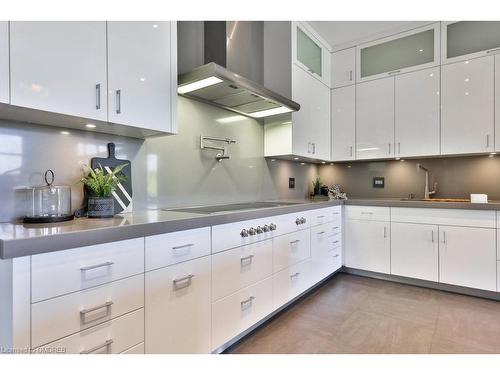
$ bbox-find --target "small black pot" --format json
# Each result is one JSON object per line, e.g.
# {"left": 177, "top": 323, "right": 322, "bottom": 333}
{"left": 87, "top": 197, "right": 114, "bottom": 218}
{"left": 314, "top": 186, "right": 321, "bottom": 196}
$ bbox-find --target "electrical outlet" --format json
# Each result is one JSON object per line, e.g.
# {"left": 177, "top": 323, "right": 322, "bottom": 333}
{"left": 373, "top": 177, "right": 385, "bottom": 188}
{"left": 289, "top": 177, "right": 295, "bottom": 189}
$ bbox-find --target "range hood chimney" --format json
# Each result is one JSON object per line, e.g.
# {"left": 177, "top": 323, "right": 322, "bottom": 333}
{"left": 178, "top": 21, "right": 300, "bottom": 119}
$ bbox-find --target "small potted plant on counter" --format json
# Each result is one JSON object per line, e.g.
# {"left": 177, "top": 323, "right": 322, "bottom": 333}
{"left": 81, "top": 163, "right": 127, "bottom": 218}
{"left": 312, "top": 176, "right": 322, "bottom": 196}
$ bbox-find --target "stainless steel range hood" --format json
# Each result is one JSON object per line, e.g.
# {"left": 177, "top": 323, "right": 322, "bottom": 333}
{"left": 177, "top": 22, "right": 300, "bottom": 119}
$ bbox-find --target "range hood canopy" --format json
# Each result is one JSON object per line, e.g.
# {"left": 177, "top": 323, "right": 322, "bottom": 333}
{"left": 177, "top": 21, "right": 300, "bottom": 119}
{"left": 178, "top": 62, "right": 300, "bottom": 118}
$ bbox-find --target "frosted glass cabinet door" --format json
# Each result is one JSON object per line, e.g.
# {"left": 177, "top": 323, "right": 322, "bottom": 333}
{"left": 441, "top": 56, "right": 494, "bottom": 155}
{"left": 331, "top": 47, "right": 356, "bottom": 88}
{"left": 108, "top": 21, "right": 177, "bottom": 133}
{"left": 395, "top": 67, "right": 440, "bottom": 157}
{"left": 356, "top": 76, "right": 395, "bottom": 160}
{"left": 0, "top": 21, "right": 8, "bottom": 104}
{"left": 442, "top": 21, "right": 500, "bottom": 64}
{"left": 331, "top": 85, "right": 355, "bottom": 161}
{"left": 10, "top": 22, "right": 108, "bottom": 120}
{"left": 496, "top": 56, "right": 500, "bottom": 152}
{"left": 357, "top": 23, "right": 440, "bottom": 82}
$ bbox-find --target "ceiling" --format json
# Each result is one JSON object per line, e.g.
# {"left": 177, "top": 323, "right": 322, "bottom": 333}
{"left": 308, "top": 21, "right": 433, "bottom": 51}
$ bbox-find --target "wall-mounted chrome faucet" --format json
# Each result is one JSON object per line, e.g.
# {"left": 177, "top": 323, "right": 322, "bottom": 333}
{"left": 417, "top": 163, "right": 437, "bottom": 199}
{"left": 200, "top": 136, "right": 237, "bottom": 162}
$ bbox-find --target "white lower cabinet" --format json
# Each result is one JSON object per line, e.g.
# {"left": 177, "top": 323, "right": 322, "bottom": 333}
{"left": 211, "top": 277, "right": 273, "bottom": 351}
{"left": 273, "top": 229, "right": 311, "bottom": 272}
{"left": 273, "top": 259, "right": 312, "bottom": 309}
{"left": 33, "top": 308, "right": 144, "bottom": 354}
{"left": 438, "top": 226, "right": 496, "bottom": 291}
{"left": 391, "top": 222, "right": 439, "bottom": 282}
{"left": 310, "top": 222, "right": 342, "bottom": 283}
{"left": 345, "top": 219, "right": 390, "bottom": 274}
{"left": 211, "top": 239, "right": 273, "bottom": 302}
{"left": 145, "top": 256, "right": 211, "bottom": 354}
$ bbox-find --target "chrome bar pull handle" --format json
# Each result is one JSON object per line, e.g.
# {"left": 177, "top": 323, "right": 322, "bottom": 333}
{"left": 172, "top": 243, "right": 194, "bottom": 250}
{"left": 95, "top": 83, "right": 101, "bottom": 110}
{"left": 116, "top": 89, "right": 121, "bottom": 114}
{"left": 240, "top": 254, "right": 254, "bottom": 265}
{"left": 388, "top": 70, "right": 401, "bottom": 75}
{"left": 383, "top": 226, "right": 387, "bottom": 238}
{"left": 349, "top": 70, "right": 353, "bottom": 81}
{"left": 173, "top": 274, "right": 195, "bottom": 290}
{"left": 431, "top": 230, "right": 434, "bottom": 243}
{"left": 80, "top": 339, "right": 114, "bottom": 354}
{"left": 388, "top": 143, "right": 391, "bottom": 155}
{"left": 80, "top": 301, "right": 114, "bottom": 318}
{"left": 350, "top": 146, "right": 353, "bottom": 157}
{"left": 442, "top": 231, "right": 446, "bottom": 244}
{"left": 240, "top": 296, "right": 255, "bottom": 309}
{"left": 80, "top": 261, "right": 114, "bottom": 272}
{"left": 487, "top": 134, "right": 490, "bottom": 148}
{"left": 332, "top": 254, "right": 340, "bottom": 258}
{"left": 316, "top": 231, "right": 326, "bottom": 235}
{"left": 290, "top": 272, "right": 301, "bottom": 279}
{"left": 486, "top": 48, "right": 500, "bottom": 54}
{"left": 398, "top": 142, "right": 401, "bottom": 154}
{"left": 290, "top": 239, "right": 301, "bottom": 245}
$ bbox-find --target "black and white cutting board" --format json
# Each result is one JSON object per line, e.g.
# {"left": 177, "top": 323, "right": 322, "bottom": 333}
{"left": 91, "top": 143, "right": 133, "bottom": 214}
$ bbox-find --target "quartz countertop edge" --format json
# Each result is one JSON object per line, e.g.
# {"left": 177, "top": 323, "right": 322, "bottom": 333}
{"left": 2, "top": 198, "right": 500, "bottom": 259}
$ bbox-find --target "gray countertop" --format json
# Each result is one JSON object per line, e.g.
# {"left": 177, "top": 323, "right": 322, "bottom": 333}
{"left": 2, "top": 198, "right": 500, "bottom": 259}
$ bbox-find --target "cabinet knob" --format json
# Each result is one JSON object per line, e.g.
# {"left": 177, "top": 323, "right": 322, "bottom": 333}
{"left": 256, "top": 226, "right": 263, "bottom": 234}
{"left": 295, "top": 218, "right": 301, "bottom": 225}
{"left": 262, "top": 224, "right": 270, "bottom": 232}
{"left": 240, "top": 229, "right": 249, "bottom": 237}
{"left": 300, "top": 217, "right": 307, "bottom": 224}
{"left": 269, "top": 223, "right": 277, "bottom": 231}
{"left": 248, "top": 227, "right": 257, "bottom": 236}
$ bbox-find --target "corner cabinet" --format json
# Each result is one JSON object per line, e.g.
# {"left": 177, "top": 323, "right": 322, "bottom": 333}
{"left": 331, "top": 85, "right": 355, "bottom": 161}
{"left": 107, "top": 21, "right": 177, "bottom": 134}
{"left": 5, "top": 21, "right": 177, "bottom": 138}
{"left": 264, "top": 21, "right": 331, "bottom": 162}
{"left": 331, "top": 47, "right": 356, "bottom": 88}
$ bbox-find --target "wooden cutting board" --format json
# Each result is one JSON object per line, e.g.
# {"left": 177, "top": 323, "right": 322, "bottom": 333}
{"left": 90, "top": 142, "right": 133, "bottom": 214}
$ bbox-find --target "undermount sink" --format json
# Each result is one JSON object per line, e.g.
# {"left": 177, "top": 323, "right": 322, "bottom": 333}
{"left": 401, "top": 198, "right": 470, "bottom": 203}
{"left": 163, "top": 201, "right": 305, "bottom": 215}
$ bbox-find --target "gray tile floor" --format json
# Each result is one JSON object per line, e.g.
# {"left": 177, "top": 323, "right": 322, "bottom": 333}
{"left": 229, "top": 274, "right": 500, "bottom": 354}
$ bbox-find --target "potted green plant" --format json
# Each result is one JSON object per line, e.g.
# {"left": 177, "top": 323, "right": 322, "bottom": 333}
{"left": 312, "top": 176, "right": 322, "bottom": 196}
{"left": 81, "top": 163, "right": 127, "bottom": 218}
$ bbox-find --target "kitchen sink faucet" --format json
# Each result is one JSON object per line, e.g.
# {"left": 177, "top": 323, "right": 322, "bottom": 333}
{"left": 417, "top": 163, "right": 437, "bottom": 199}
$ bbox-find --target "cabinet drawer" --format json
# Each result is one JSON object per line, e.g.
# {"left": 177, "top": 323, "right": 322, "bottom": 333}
{"left": 212, "top": 216, "right": 278, "bottom": 253}
{"left": 32, "top": 274, "right": 144, "bottom": 348}
{"left": 211, "top": 277, "right": 273, "bottom": 351}
{"left": 212, "top": 239, "right": 273, "bottom": 301}
{"left": 345, "top": 206, "right": 390, "bottom": 221}
{"left": 308, "top": 206, "right": 342, "bottom": 227}
{"left": 392, "top": 207, "right": 495, "bottom": 228}
{"left": 32, "top": 238, "right": 144, "bottom": 303}
{"left": 274, "top": 212, "right": 312, "bottom": 234}
{"left": 33, "top": 308, "right": 144, "bottom": 354}
{"left": 273, "top": 228, "right": 311, "bottom": 273}
{"left": 121, "top": 342, "right": 144, "bottom": 354}
{"left": 145, "top": 256, "right": 211, "bottom": 354}
{"left": 273, "top": 259, "right": 312, "bottom": 309}
{"left": 145, "top": 227, "right": 211, "bottom": 271}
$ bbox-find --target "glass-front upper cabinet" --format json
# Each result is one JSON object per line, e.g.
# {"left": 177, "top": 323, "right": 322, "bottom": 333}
{"left": 293, "top": 22, "right": 331, "bottom": 86}
{"left": 442, "top": 21, "right": 500, "bottom": 64}
{"left": 357, "top": 23, "right": 440, "bottom": 82}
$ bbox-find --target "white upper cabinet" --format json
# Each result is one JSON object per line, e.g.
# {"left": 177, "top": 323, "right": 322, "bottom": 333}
{"left": 293, "top": 22, "right": 331, "bottom": 86}
{"left": 442, "top": 21, "right": 500, "bottom": 64}
{"left": 0, "top": 22, "right": 9, "bottom": 104}
{"left": 107, "top": 21, "right": 177, "bottom": 133}
{"left": 10, "top": 22, "right": 108, "bottom": 121}
{"left": 331, "top": 85, "right": 355, "bottom": 161}
{"left": 331, "top": 47, "right": 356, "bottom": 88}
{"left": 291, "top": 64, "right": 331, "bottom": 160}
{"left": 495, "top": 56, "right": 500, "bottom": 152}
{"left": 356, "top": 76, "right": 395, "bottom": 160}
{"left": 441, "top": 56, "right": 494, "bottom": 155}
{"left": 357, "top": 23, "right": 440, "bottom": 82}
{"left": 395, "top": 67, "right": 440, "bottom": 158}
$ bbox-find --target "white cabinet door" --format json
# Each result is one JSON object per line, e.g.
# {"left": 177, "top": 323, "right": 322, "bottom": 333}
{"left": 391, "top": 222, "right": 438, "bottom": 282}
{"left": 331, "top": 85, "right": 356, "bottom": 161}
{"left": 441, "top": 56, "right": 494, "bottom": 155}
{"left": 145, "top": 256, "right": 211, "bottom": 354}
{"left": 495, "top": 56, "right": 500, "bottom": 152}
{"left": 356, "top": 77, "right": 395, "bottom": 160}
{"left": 331, "top": 47, "right": 356, "bottom": 88}
{"left": 273, "top": 228, "right": 311, "bottom": 273}
{"left": 107, "top": 21, "right": 177, "bottom": 133}
{"left": 439, "top": 226, "right": 496, "bottom": 291}
{"left": 345, "top": 220, "right": 390, "bottom": 273}
{"left": 395, "top": 67, "right": 440, "bottom": 157}
{"left": 10, "top": 21, "right": 107, "bottom": 120}
{"left": 292, "top": 64, "right": 331, "bottom": 160}
{"left": 0, "top": 21, "right": 9, "bottom": 103}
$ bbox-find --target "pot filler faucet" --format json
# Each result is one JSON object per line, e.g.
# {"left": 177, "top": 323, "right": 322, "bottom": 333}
{"left": 417, "top": 163, "right": 437, "bottom": 199}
